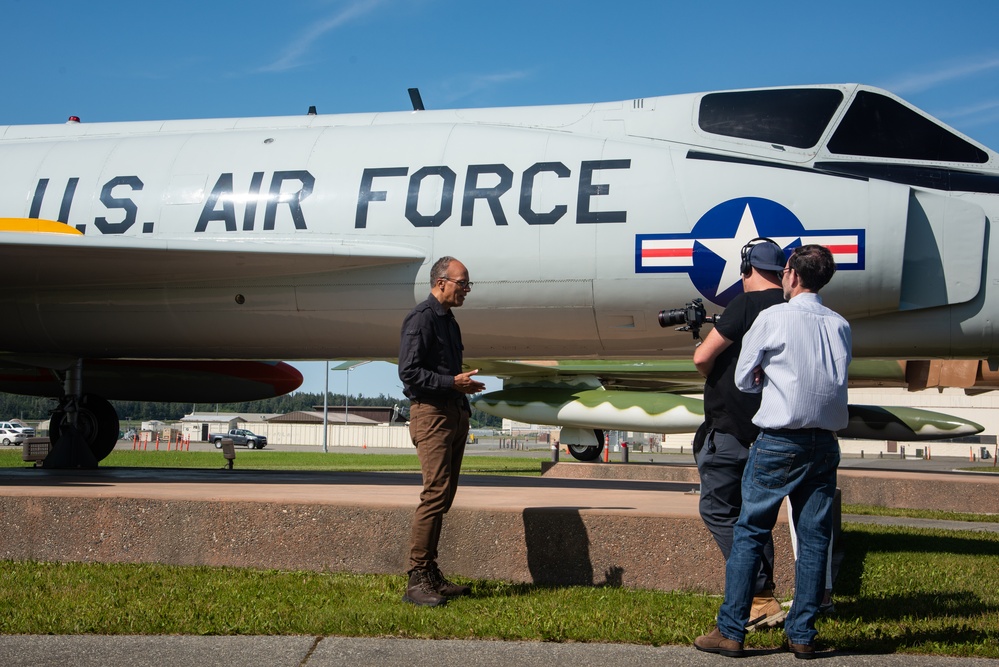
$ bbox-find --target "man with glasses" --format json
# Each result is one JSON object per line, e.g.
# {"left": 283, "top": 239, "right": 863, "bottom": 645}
{"left": 692, "top": 237, "right": 787, "bottom": 632}
{"left": 695, "top": 244, "right": 851, "bottom": 659}
{"left": 399, "top": 256, "right": 485, "bottom": 606}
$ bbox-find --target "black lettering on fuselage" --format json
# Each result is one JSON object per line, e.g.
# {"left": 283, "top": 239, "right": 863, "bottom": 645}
{"left": 243, "top": 172, "right": 265, "bottom": 231}
{"left": 462, "top": 164, "right": 513, "bottom": 226}
{"left": 355, "top": 167, "right": 408, "bottom": 228}
{"left": 355, "top": 159, "right": 631, "bottom": 228}
{"left": 577, "top": 160, "right": 630, "bottom": 224}
{"left": 29, "top": 177, "right": 81, "bottom": 227}
{"left": 95, "top": 176, "right": 143, "bottom": 234}
{"left": 196, "top": 173, "right": 238, "bottom": 232}
{"left": 520, "top": 162, "right": 571, "bottom": 225}
{"left": 406, "top": 166, "right": 456, "bottom": 228}
{"left": 29, "top": 179, "right": 48, "bottom": 219}
{"left": 264, "top": 170, "right": 314, "bottom": 230}
{"left": 196, "top": 170, "right": 315, "bottom": 232}
{"left": 58, "top": 178, "right": 80, "bottom": 224}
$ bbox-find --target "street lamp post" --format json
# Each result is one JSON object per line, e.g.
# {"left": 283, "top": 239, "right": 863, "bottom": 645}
{"left": 328, "top": 361, "right": 371, "bottom": 449}
{"left": 322, "top": 362, "right": 330, "bottom": 453}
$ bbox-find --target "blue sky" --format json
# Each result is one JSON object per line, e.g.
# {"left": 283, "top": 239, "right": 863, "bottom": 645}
{"left": 4, "top": 0, "right": 999, "bottom": 398}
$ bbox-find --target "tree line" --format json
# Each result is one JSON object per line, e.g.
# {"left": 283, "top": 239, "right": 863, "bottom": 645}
{"left": 0, "top": 392, "right": 502, "bottom": 429}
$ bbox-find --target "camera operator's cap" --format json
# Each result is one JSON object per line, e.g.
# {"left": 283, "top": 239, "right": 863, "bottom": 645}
{"left": 748, "top": 241, "right": 787, "bottom": 272}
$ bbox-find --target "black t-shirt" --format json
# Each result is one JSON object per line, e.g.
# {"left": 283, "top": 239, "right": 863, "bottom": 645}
{"left": 702, "top": 288, "right": 785, "bottom": 444}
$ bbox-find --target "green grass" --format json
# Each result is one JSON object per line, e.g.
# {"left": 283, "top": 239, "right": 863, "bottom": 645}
{"left": 1, "top": 523, "right": 997, "bottom": 656}
{"left": 842, "top": 504, "right": 999, "bottom": 523}
{"left": 0, "top": 448, "right": 545, "bottom": 476}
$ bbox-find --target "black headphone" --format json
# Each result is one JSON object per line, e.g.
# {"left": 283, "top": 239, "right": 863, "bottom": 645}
{"left": 740, "top": 237, "right": 779, "bottom": 275}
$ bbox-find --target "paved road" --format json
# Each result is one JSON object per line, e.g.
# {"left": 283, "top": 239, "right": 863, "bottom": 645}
{"left": 1, "top": 635, "right": 996, "bottom": 667}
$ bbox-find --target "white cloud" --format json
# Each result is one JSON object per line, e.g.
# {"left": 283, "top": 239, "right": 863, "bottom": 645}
{"left": 259, "top": 0, "right": 390, "bottom": 73}
{"left": 437, "top": 70, "right": 533, "bottom": 104}
{"left": 885, "top": 56, "right": 999, "bottom": 95}
{"left": 937, "top": 99, "right": 999, "bottom": 120}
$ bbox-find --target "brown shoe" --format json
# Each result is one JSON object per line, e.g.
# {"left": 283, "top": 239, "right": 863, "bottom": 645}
{"left": 746, "top": 594, "right": 787, "bottom": 631}
{"left": 786, "top": 640, "right": 816, "bottom": 659}
{"left": 402, "top": 569, "right": 447, "bottom": 607}
{"left": 429, "top": 565, "right": 471, "bottom": 597}
{"left": 694, "top": 627, "right": 744, "bottom": 657}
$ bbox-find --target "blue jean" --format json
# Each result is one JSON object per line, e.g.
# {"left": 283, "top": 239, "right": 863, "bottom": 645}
{"left": 716, "top": 430, "right": 839, "bottom": 645}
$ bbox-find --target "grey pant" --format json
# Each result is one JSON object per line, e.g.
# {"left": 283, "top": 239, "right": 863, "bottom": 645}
{"left": 695, "top": 428, "right": 776, "bottom": 594}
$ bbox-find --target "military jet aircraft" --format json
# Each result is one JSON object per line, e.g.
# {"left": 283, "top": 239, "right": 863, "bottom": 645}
{"left": 0, "top": 84, "right": 995, "bottom": 464}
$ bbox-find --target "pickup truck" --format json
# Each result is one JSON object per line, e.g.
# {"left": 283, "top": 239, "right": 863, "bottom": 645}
{"left": 0, "top": 421, "right": 35, "bottom": 438}
{"left": 210, "top": 428, "right": 268, "bottom": 449}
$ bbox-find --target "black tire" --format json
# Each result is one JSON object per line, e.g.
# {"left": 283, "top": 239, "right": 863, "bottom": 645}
{"left": 214, "top": 439, "right": 223, "bottom": 449}
{"left": 1, "top": 438, "right": 10, "bottom": 446}
{"left": 567, "top": 429, "right": 605, "bottom": 462}
{"left": 246, "top": 440, "right": 256, "bottom": 449}
{"left": 49, "top": 394, "right": 120, "bottom": 462}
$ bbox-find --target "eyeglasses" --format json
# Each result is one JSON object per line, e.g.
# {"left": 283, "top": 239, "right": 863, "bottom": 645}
{"left": 441, "top": 277, "right": 474, "bottom": 289}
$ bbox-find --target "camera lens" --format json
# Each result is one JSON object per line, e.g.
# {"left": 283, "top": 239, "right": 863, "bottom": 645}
{"left": 658, "top": 309, "right": 687, "bottom": 328}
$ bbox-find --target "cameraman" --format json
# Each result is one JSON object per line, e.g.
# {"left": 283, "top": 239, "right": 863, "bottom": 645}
{"left": 692, "top": 238, "right": 786, "bottom": 631}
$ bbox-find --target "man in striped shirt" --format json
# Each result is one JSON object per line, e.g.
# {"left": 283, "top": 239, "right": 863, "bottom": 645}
{"left": 695, "top": 244, "right": 851, "bottom": 659}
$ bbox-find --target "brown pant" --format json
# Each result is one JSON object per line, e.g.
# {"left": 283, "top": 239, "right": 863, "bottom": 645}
{"left": 407, "top": 398, "right": 470, "bottom": 572}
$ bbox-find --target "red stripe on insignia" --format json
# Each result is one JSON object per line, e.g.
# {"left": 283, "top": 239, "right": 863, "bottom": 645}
{"left": 825, "top": 244, "right": 858, "bottom": 254}
{"left": 642, "top": 247, "right": 694, "bottom": 258}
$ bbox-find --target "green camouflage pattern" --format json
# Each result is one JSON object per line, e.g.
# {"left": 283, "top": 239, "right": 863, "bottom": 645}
{"left": 473, "top": 388, "right": 983, "bottom": 440}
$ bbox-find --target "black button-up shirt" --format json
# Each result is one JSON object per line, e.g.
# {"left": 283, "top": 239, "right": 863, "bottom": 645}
{"left": 398, "top": 295, "right": 466, "bottom": 404}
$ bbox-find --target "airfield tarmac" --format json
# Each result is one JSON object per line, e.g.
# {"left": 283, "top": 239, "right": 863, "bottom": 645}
{"left": 1, "top": 443, "right": 997, "bottom": 666}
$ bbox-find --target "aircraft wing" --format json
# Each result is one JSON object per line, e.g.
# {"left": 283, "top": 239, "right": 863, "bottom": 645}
{"left": 469, "top": 358, "right": 983, "bottom": 443}
{"left": 0, "top": 217, "right": 425, "bottom": 288}
{"left": 0, "top": 355, "right": 304, "bottom": 403}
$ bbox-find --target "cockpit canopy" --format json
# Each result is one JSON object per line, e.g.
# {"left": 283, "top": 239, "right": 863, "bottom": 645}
{"left": 698, "top": 88, "right": 989, "bottom": 164}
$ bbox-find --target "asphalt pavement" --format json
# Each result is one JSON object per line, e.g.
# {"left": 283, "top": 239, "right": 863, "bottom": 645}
{"left": 1, "top": 635, "right": 997, "bottom": 667}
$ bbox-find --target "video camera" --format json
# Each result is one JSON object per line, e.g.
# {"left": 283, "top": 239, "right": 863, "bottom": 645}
{"left": 658, "top": 298, "right": 719, "bottom": 341}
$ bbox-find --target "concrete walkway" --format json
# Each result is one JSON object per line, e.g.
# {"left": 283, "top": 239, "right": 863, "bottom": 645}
{"left": 1, "top": 635, "right": 996, "bottom": 667}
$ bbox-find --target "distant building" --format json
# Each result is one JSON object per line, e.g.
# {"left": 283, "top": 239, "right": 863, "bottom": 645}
{"left": 309, "top": 405, "right": 406, "bottom": 425}
{"left": 272, "top": 410, "right": 379, "bottom": 426}
{"left": 174, "top": 409, "right": 410, "bottom": 448}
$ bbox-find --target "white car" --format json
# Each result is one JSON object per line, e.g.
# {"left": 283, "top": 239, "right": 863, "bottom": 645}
{"left": 0, "top": 428, "right": 25, "bottom": 446}
{"left": 0, "top": 421, "right": 35, "bottom": 438}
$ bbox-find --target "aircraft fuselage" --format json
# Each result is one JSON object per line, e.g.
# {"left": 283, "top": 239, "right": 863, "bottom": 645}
{"left": 2, "top": 84, "right": 998, "bottom": 364}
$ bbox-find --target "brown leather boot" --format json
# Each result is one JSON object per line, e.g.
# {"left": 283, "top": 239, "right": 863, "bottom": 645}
{"left": 429, "top": 565, "right": 471, "bottom": 597}
{"left": 693, "top": 627, "right": 744, "bottom": 657}
{"left": 402, "top": 569, "right": 447, "bottom": 607}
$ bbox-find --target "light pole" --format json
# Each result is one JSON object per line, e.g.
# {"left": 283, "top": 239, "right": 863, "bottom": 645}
{"left": 329, "top": 361, "right": 370, "bottom": 448}
{"left": 322, "top": 362, "right": 330, "bottom": 453}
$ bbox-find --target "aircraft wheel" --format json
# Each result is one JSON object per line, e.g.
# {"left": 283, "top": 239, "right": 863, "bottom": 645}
{"left": 567, "top": 429, "right": 605, "bottom": 462}
{"left": 49, "top": 394, "right": 120, "bottom": 462}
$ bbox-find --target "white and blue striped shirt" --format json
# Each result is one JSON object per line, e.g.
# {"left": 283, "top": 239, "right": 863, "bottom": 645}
{"left": 735, "top": 292, "right": 852, "bottom": 431}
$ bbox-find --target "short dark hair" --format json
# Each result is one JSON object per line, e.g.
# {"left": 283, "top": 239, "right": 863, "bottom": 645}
{"left": 788, "top": 244, "right": 836, "bottom": 291}
{"left": 430, "top": 256, "right": 455, "bottom": 285}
